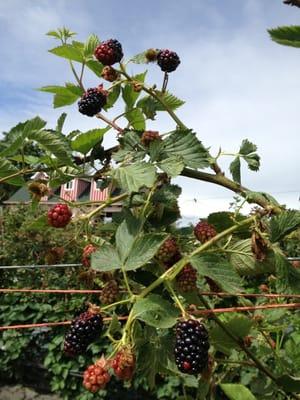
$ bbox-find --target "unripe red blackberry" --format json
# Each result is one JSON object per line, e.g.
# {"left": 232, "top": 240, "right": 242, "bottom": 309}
{"left": 100, "top": 280, "right": 119, "bottom": 304}
{"left": 47, "top": 203, "right": 72, "bottom": 228}
{"left": 82, "top": 244, "right": 97, "bottom": 268}
{"left": 83, "top": 358, "right": 111, "bottom": 393}
{"left": 174, "top": 319, "right": 209, "bottom": 375}
{"left": 157, "top": 237, "right": 179, "bottom": 263}
{"left": 177, "top": 264, "right": 197, "bottom": 292}
{"left": 112, "top": 346, "right": 135, "bottom": 381}
{"left": 78, "top": 86, "right": 107, "bottom": 117}
{"left": 141, "top": 130, "right": 161, "bottom": 146}
{"left": 94, "top": 39, "right": 123, "bottom": 66}
{"left": 101, "top": 66, "right": 120, "bottom": 82}
{"left": 63, "top": 304, "right": 103, "bottom": 357}
{"left": 157, "top": 49, "right": 180, "bottom": 73}
{"left": 194, "top": 221, "right": 217, "bottom": 243}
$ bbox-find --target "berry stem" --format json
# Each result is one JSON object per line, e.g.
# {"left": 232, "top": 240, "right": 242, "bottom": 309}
{"left": 79, "top": 192, "right": 128, "bottom": 221}
{"left": 165, "top": 280, "right": 188, "bottom": 318}
{"left": 69, "top": 60, "right": 85, "bottom": 91}
{"left": 121, "top": 266, "right": 133, "bottom": 297}
{"left": 101, "top": 298, "right": 132, "bottom": 311}
{"left": 161, "top": 72, "right": 169, "bottom": 93}
{"left": 95, "top": 113, "right": 124, "bottom": 134}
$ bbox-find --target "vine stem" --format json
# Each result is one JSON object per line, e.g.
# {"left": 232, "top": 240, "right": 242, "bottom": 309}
{"left": 198, "top": 295, "right": 300, "bottom": 400}
{"left": 189, "top": 302, "right": 300, "bottom": 315}
{"left": 78, "top": 192, "right": 128, "bottom": 221}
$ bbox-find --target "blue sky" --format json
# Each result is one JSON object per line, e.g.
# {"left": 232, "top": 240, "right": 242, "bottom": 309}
{"left": 0, "top": 0, "right": 299, "bottom": 218}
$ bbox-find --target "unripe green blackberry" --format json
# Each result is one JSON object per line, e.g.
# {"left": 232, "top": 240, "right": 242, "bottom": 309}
{"left": 177, "top": 264, "right": 197, "bottom": 292}
{"left": 157, "top": 237, "right": 179, "bottom": 263}
{"left": 145, "top": 48, "right": 158, "bottom": 62}
{"left": 100, "top": 280, "right": 119, "bottom": 304}
{"left": 194, "top": 221, "right": 217, "bottom": 243}
{"left": 157, "top": 49, "right": 180, "bottom": 72}
{"left": 174, "top": 319, "right": 209, "bottom": 375}
{"left": 94, "top": 39, "right": 123, "bottom": 66}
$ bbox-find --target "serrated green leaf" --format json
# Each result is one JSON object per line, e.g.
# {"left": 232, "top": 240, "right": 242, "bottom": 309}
{"left": 210, "top": 315, "right": 252, "bottom": 354}
{"left": 126, "top": 108, "right": 146, "bottom": 130}
{"left": 230, "top": 157, "right": 241, "bottom": 184}
{"left": 268, "top": 25, "right": 300, "bottom": 48}
{"left": 56, "top": 113, "right": 67, "bottom": 132}
{"left": 84, "top": 34, "right": 99, "bottom": 57}
{"left": 158, "top": 155, "right": 185, "bottom": 177}
{"left": 153, "top": 91, "right": 185, "bottom": 111}
{"left": 274, "top": 250, "right": 300, "bottom": 294}
{"left": 85, "top": 59, "right": 104, "bottom": 76}
{"left": 40, "top": 84, "right": 83, "bottom": 108}
{"left": 130, "top": 51, "right": 148, "bottom": 64}
{"left": 125, "top": 233, "right": 168, "bottom": 270}
{"left": 103, "top": 85, "right": 121, "bottom": 110}
{"left": 190, "top": 254, "right": 244, "bottom": 292}
{"left": 122, "top": 72, "right": 146, "bottom": 109}
{"left": 0, "top": 158, "right": 24, "bottom": 185}
{"left": 152, "top": 184, "right": 182, "bottom": 205}
{"left": 46, "top": 30, "right": 61, "bottom": 39}
{"left": 71, "top": 127, "right": 110, "bottom": 154}
{"left": 49, "top": 166, "right": 79, "bottom": 187}
{"left": 207, "top": 211, "right": 247, "bottom": 233}
{"left": 114, "top": 162, "right": 156, "bottom": 193}
{"left": 115, "top": 213, "right": 142, "bottom": 263}
{"left": 136, "top": 96, "right": 157, "bottom": 119}
{"left": 91, "top": 244, "right": 121, "bottom": 271}
{"left": 148, "top": 139, "right": 165, "bottom": 161}
{"left": 243, "top": 153, "right": 260, "bottom": 171}
{"left": 239, "top": 139, "right": 257, "bottom": 155}
{"left": 106, "top": 313, "right": 122, "bottom": 336}
{"left": 49, "top": 44, "right": 84, "bottom": 62}
{"left": 229, "top": 239, "right": 275, "bottom": 276}
{"left": 269, "top": 210, "right": 300, "bottom": 242}
{"left": 132, "top": 294, "right": 179, "bottom": 328}
{"left": 220, "top": 384, "right": 257, "bottom": 400}
{"left": 163, "top": 130, "right": 209, "bottom": 169}
{"left": 28, "top": 130, "right": 73, "bottom": 165}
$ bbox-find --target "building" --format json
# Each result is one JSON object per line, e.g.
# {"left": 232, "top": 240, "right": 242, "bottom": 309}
{"left": 3, "top": 173, "right": 122, "bottom": 218}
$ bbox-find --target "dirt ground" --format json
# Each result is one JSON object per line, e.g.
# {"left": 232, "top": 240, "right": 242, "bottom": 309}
{"left": 0, "top": 385, "right": 60, "bottom": 400}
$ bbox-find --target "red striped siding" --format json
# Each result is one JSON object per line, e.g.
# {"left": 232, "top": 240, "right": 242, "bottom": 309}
{"left": 90, "top": 180, "right": 109, "bottom": 201}
{"left": 60, "top": 179, "right": 78, "bottom": 201}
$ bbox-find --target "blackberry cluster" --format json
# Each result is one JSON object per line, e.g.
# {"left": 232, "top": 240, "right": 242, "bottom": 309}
{"left": 94, "top": 39, "right": 123, "bottom": 65}
{"left": 112, "top": 346, "right": 135, "bottom": 381}
{"left": 82, "top": 244, "right": 97, "bottom": 268}
{"left": 47, "top": 203, "right": 72, "bottom": 228}
{"left": 157, "top": 49, "right": 180, "bottom": 73}
{"left": 78, "top": 86, "right": 107, "bottom": 117}
{"left": 101, "top": 66, "right": 119, "bottom": 82}
{"left": 141, "top": 130, "right": 161, "bottom": 146}
{"left": 174, "top": 319, "right": 209, "bottom": 375}
{"left": 83, "top": 360, "right": 111, "bottom": 393}
{"left": 194, "top": 221, "right": 217, "bottom": 243}
{"left": 157, "top": 237, "right": 179, "bottom": 263}
{"left": 177, "top": 264, "right": 197, "bottom": 292}
{"left": 64, "top": 307, "right": 103, "bottom": 357}
{"left": 100, "top": 280, "right": 119, "bottom": 304}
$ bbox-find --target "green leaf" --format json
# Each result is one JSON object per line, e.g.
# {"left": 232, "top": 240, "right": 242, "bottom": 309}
{"left": 103, "top": 85, "right": 121, "bottom": 110}
{"left": 163, "top": 130, "right": 209, "bottom": 169}
{"left": 243, "top": 153, "right": 260, "bottom": 171}
{"left": 125, "top": 233, "right": 168, "bottom": 270}
{"left": 269, "top": 210, "right": 300, "bottom": 242}
{"left": 106, "top": 313, "right": 122, "bottom": 336}
{"left": 91, "top": 244, "right": 121, "bottom": 271}
{"left": 49, "top": 44, "right": 84, "bottom": 62}
{"left": 126, "top": 108, "right": 146, "bottom": 130}
{"left": 56, "top": 113, "right": 67, "bottom": 132}
{"left": 132, "top": 294, "right": 179, "bottom": 328}
{"left": 152, "top": 184, "right": 182, "bottom": 205}
{"left": 122, "top": 73, "right": 146, "bottom": 109}
{"left": 268, "top": 26, "right": 300, "bottom": 48}
{"left": 83, "top": 34, "right": 99, "bottom": 57}
{"left": 24, "top": 215, "right": 48, "bottom": 231}
{"left": 49, "top": 166, "right": 79, "bottom": 187}
{"left": 239, "top": 139, "right": 257, "bottom": 155}
{"left": 39, "top": 84, "right": 83, "bottom": 108}
{"left": 130, "top": 51, "right": 148, "bottom": 64}
{"left": 190, "top": 254, "right": 244, "bottom": 292}
{"left": 229, "top": 239, "right": 275, "bottom": 276}
{"left": 158, "top": 155, "right": 185, "bottom": 177}
{"left": 115, "top": 213, "right": 142, "bottom": 263}
{"left": 220, "top": 384, "right": 257, "bottom": 400}
{"left": 210, "top": 315, "right": 252, "bottom": 354}
{"left": 0, "top": 158, "right": 24, "bottom": 185}
{"left": 136, "top": 96, "right": 157, "bottom": 119}
{"left": 28, "top": 130, "right": 73, "bottom": 165}
{"left": 207, "top": 211, "right": 247, "bottom": 233}
{"left": 153, "top": 91, "right": 185, "bottom": 111}
{"left": 85, "top": 59, "right": 104, "bottom": 77}
{"left": 230, "top": 157, "right": 241, "bottom": 184}
{"left": 277, "top": 374, "right": 300, "bottom": 393}
{"left": 71, "top": 127, "right": 110, "bottom": 154}
{"left": 274, "top": 250, "right": 300, "bottom": 294}
{"left": 114, "top": 162, "right": 156, "bottom": 193}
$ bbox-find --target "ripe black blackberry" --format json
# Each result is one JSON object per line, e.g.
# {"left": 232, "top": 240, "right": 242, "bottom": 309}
{"left": 94, "top": 39, "right": 123, "bottom": 66}
{"left": 174, "top": 319, "right": 209, "bottom": 375}
{"left": 78, "top": 86, "right": 107, "bottom": 117}
{"left": 64, "top": 305, "right": 103, "bottom": 357}
{"left": 177, "top": 264, "right": 197, "bottom": 292}
{"left": 194, "top": 221, "right": 217, "bottom": 243}
{"left": 157, "top": 49, "right": 180, "bottom": 73}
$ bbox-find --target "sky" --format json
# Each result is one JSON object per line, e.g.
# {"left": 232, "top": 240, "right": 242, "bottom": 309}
{"left": 0, "top": 0, "right": 299, "bottom": 221}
